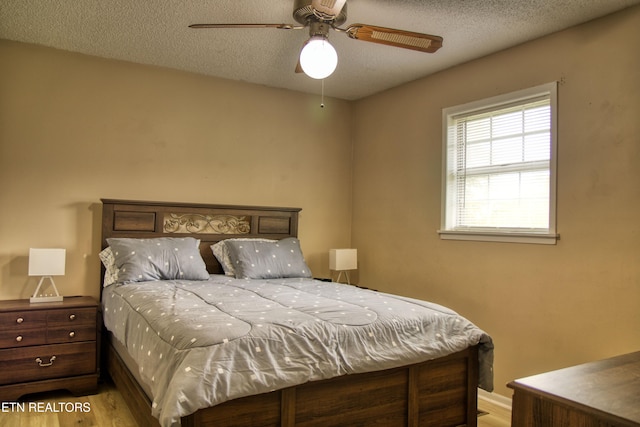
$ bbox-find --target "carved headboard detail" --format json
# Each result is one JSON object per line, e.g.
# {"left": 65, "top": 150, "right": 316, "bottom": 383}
{"left": 101, "top": 199, "right": 301, "bottom": 280}
{"left": 163, "top": 213, "right": 251, "bottom": 235}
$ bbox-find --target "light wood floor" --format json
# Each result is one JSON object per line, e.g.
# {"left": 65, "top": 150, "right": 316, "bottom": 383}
{"left": 0, "top": 381, "right": 511, "bottom": 426}
{"left": 478, "top": 397, "right": 512, "bottom": 427}
{"left": 0, "top": 381, "right": 137, "bottom": 427}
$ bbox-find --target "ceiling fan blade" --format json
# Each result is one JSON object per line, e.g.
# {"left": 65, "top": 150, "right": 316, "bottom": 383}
{"left": 311, "top": 0, "right": 347, "bottom": 19}
{"left": 344, "top": 24, "right": 443, "bottom": 53}
{"left": 189, "top": 23, "right": 303, "bottom": 30}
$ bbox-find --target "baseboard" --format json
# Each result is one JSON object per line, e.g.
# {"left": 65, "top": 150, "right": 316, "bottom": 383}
{"left": 478, "top": 389, "right": 512, "bottom": 410}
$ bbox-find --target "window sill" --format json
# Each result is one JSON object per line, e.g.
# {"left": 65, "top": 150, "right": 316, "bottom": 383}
{"left": 438, "top": 230, "right": 559, "bottom": 245}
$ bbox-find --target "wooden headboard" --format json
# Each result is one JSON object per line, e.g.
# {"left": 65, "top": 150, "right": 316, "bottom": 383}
{"left": 101, "top": 198, "right": 301, "bottom": 281}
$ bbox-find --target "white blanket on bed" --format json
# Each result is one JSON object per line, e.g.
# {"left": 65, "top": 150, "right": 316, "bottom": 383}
{"left": 102, "top": 276, "right": 493, "bottom": 427}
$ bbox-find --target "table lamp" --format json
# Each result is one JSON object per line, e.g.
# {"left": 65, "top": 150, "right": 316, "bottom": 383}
{"left": 28, "top": 248, "right": 65, "bottom": 303}
{"left": 329, "top": 248, "right": 357, "bottom": 285}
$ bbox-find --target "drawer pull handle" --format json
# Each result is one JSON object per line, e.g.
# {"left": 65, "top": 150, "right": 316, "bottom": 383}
{"left": 16, "top": 317, "right": 24, "bottom": 324}
{"left": 16, "top": 336, "right": 23, "bottom": 342}
{"left": 35, "top": 356, "right": 56, "bottom": 367}
{"left": 69, "top": 314, "right": 76, "bottom": 321}
{"left": 69, "top": 331, "right": 75, "bottom": 338}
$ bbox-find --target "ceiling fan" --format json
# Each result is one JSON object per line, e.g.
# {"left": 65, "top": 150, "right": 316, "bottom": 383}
{"left": 189, "top": 0, "right": 443, "bottom": 80}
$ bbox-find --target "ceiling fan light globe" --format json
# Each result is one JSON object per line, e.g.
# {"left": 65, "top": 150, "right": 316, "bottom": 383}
{"left": 300, "top": 37, "right": 338, "bottom": 79}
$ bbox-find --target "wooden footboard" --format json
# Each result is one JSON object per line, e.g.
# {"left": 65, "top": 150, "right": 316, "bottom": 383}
{"left": 106, "top": 338, "right": 478, "bottom": 427}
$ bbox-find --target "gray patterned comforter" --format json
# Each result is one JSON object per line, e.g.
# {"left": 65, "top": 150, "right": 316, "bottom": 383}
{"left": 102, "top": 276, "right": 493, "bottom": 427}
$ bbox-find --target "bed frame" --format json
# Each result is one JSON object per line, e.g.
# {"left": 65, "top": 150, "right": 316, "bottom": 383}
{"left": 100, "top": 199, "right": 480, "bottom": 427}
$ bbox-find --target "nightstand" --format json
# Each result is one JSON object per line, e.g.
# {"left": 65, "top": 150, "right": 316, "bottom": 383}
{"left": 0, "top": 296, "right": 99, "bottom": 401}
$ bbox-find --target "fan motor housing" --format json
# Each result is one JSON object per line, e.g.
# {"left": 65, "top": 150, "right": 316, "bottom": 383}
{"left": 293, "top": 0, "right": 347, "bottom": 26}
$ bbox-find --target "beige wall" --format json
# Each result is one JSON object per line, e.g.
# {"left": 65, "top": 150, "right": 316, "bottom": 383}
{"left": 0, "top": 40, "right": 353, "bottom": 300}
{"left": 352, "top": 6, "right": 640, "bottom": 397}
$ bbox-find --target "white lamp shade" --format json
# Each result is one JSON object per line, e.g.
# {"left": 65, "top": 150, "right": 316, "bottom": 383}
{"left": 28, "top": 248, "right": 66, "bottom": 276}
{"left": 329, "top": 249, "right": 357, "bottom": 271}
{"left": 300, "top": 36, "right": 338, "bottom": 79}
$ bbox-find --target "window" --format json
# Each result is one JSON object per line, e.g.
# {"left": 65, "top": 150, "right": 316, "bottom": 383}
{"left": 440, "top": 82, "right": 558, "bottom": 244}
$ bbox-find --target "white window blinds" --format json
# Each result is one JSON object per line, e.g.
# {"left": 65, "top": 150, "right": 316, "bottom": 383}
{"left": 441, "top": 83, "right": 557, "bottom": 244}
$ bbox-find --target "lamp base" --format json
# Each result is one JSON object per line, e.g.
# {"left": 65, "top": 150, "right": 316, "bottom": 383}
{"left": 335, "top": 271, "right": 351, "bottom": 285}
{"left": 30, "top": 276, "right": 63, "bottom": 303}
{"left": 30, "top": 295, "right": 64, "bottom": 303}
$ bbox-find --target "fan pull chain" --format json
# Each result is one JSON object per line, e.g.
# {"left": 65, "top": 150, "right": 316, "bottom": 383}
{"left": 321, "top": 79, "right": 325, "bottom": 108}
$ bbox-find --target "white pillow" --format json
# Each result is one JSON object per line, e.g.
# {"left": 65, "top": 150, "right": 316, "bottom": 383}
{"left": 99, "top": 247, "right": 118, "bottom": 287}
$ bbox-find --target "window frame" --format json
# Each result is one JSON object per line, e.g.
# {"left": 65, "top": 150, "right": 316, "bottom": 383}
{"left": 439, "top": 82, "right": 559, "bottom": 245}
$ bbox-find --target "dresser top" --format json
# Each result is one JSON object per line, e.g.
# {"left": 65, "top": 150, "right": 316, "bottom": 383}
{"left": 508, "top": 351, "right": 640, "bottom": 425}
{"left": 0, "top": 296, "right": 97, "bottom": 312}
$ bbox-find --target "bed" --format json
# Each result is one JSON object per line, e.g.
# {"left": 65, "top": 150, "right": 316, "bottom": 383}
{"left": 99, "top": 199, "right": 493, "bottom": 427}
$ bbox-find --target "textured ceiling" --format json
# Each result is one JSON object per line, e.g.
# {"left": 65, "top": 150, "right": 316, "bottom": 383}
{"left": 1, "top": 0, "right": 639, "bottom": 100}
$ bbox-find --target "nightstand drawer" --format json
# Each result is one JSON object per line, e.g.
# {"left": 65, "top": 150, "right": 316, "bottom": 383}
{"left": 0, "top": 311, "right": 47, "bottom": 330}
{"left": 0, "top": 342, "right": 96, "bottom": 386}
{"left": 47, "top": 307, "right": 96, "bottom": 326}
{"left": 0, "top": 329, "right": 47, "bottom": 348}
{"left": 47, "top": 324, "right": 96, "bottom": 343}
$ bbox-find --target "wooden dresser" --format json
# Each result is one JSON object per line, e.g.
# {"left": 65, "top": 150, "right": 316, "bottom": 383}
{"left": 508, "top": 351, "right": 640, "bottom": 427}
{"left": 0, "top": 296, "right": 99, "bottom": 401}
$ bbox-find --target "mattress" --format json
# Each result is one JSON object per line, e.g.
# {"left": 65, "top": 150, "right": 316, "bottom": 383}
{"left": 102, "top": 275, "right": 493, "bottom": 427}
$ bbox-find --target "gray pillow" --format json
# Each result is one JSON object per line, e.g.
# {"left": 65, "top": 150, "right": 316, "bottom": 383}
{"left": 106, "top": 237, "right": 209, "bottom": 283}
{"left": 225, "top": 237, "right": 312, "bottom": 279}
{"left": 211, "top": 238, "right": 275, "bottom": 276}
